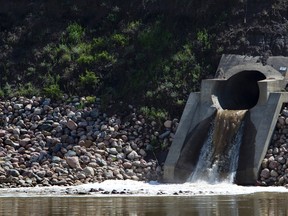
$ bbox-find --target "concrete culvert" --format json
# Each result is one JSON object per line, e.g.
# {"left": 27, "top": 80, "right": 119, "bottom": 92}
{"left": 217, "top": 71, "right": 266, "bottom": 110}
{"left": 163, "top": 55, "right": 288, "bottom": 185}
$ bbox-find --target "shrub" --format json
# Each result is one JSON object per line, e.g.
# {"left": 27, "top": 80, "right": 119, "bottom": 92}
{"left": 125, "top": 20, "right": 141, "bottom": 34}
{"left": 66, "top": 23, "right": 85, "bottom": 44}
{"left": 140, "top": 106, "right": 168, "bottom": 124}
{"left": 16, "top": 83, "right": 40, "bottom": 97}
{"left": 111, "top": 33, "right": 128, "bottom": 46}
{"left": 94, "top": 51, "right": 116, "bottom": 64}
{"left": 169, "top": 43, "right": 201, "bottom": 92}
{"left": 77, "top": 55, "right": 94, "bottom": 64}
{"left": 72, "top": 43, "right": 92, "bottom": 55}
{"left": 2, "top": 82, "right": 12, "bottom": 97}
{"left": 196, "top": 29, "right": 211, "bottom": 50}
{"left": 92, "top": 37, "right": 106, "bottom": 48}
{"left": 79, "top": 70, "right": 100, "bottom": 91}
{"left": 59, "top": 53, "right": 72, "bottom": 63}
{"left": 85, "top": 96, "right": 96, "bottom": 105}
{"left": 43, "top": 84, "right": 63, "bottom": 100}
{"left": 57, "top": 44, "right": 70, "bottom": 55}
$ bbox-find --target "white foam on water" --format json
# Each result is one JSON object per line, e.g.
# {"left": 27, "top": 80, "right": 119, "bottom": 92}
{"left": 0, "top": 180, "right": 287, "bottom": 197}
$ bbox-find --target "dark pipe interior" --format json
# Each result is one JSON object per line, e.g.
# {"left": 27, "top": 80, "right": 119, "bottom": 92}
{"left": 217, "top": 71, "right": 266, "bottom": 110}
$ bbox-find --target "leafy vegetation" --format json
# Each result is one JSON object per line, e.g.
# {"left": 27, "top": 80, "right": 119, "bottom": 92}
{"left": 66, "top": 23, "right": 85, "bottom": 44}
{"left": 85, "top": 96, "right": 97, "bottom": 105}
{"left": 43, "top": 84, "right": 63, "bottom": 100}
{"left": 79, "top": 70, "right": 100, "bottom": 94}
{"left": 140, "top": 106, "right": 168, "bottom": 124}
{"left": 0, "top": 0, "right": 225, "bottom": 118}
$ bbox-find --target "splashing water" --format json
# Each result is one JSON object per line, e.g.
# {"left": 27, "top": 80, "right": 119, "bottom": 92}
{"left": 187, "top": 109, "right": 247, "bottom": 184}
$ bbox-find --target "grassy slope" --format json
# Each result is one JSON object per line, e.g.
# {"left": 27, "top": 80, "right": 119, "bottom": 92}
{"left": 1, "top": 0, "right": 288, "bottom": 119}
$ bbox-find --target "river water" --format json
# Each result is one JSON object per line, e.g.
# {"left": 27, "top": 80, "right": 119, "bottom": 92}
{"left": 0, "top": 192, "right": 288, "bottom": 215}
{"left": 0, "top": 180, "right": 288, "bottom": 215}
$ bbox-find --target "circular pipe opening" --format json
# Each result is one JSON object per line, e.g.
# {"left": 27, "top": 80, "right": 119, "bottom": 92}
{"left": 217, "top": 71, "right": 266, "bottom": 110}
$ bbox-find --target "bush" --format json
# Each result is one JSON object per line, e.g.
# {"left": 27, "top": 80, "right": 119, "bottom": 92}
{"left": 43, "top": 84, "right": 63, "bottom": 100}
{"left": 94, "top": 51, "right": 116, "bottom": 64}
{"left": 72, "top": 42, "right": 92, "bottom": 55}
{"left": 196, "top": 29, "right": 211, "bottom": 50}
{"left": 140, "top": 106, "right": 168, "bottom": 124}
{"left": 59, "top": 53, "right": 72, "bottom": 63}
{"left": 66, "top": 23, "right": 85, "bottom": 44}
{"left": 2, "top": 83, "right": 12, "bottom": 97}
{"left": 79, "top": 70, "right": 100, "bottom": 93}
{"left": 125, "top": 20, "right": 141, "bottom": 34}
{"left": 111, "top": 33, "right": 128, "bottom": 46}
{"left": 85, "top": 96, "right": 96, "bottom": 105}
{"left": 16, "top": 83, "right": 40, "bottom": 97}
{"left": 92, "top": 37, "right": 106, "bottom": 48}
{"left": 77, "top": 55, "right": 95, "bottom": 64}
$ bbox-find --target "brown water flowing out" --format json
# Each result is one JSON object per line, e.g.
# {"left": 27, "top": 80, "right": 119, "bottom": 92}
{"left": 212, "top": 109, "right": 247, "bottom": 162}
{"left": 188, "top": 109, "right": 247, "bottom": 183}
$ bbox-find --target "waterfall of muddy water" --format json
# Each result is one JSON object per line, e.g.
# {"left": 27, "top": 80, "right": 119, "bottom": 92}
{"left": 188, "top": 109, "right": 247, "bottom": 184}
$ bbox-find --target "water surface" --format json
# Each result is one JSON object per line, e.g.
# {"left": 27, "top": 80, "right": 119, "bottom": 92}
{"left": 1, "top": 181, "right": 288, "bottom": 215}
{"left": 0, "top": 192, "right": 288, "bottom": 215}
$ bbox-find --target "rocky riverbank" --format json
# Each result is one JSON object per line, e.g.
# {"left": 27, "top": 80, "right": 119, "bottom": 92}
{"left": 2, "top": 95, "right": 288, "bottom": 188}
{"left": 0, "top": 96, "right": 177, "bottom": 188}
{"left": 259, "top": 104, "right": 288, "bottom": 186}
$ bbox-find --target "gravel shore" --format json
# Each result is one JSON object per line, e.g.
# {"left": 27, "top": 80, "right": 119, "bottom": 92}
{"left": 0, "top": 96, "right": 177, "bottom": 188}
{"left": 258, "top": 103, "right": 288, "bottom": 186}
